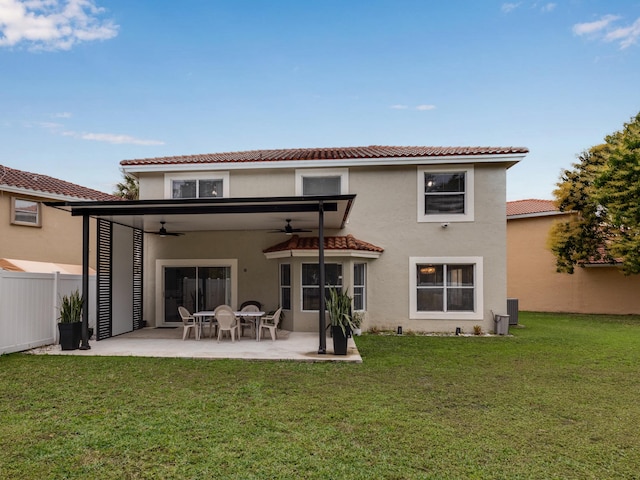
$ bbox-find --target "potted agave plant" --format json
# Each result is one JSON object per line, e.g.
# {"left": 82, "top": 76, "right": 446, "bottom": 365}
{"left": 58, "top": 289, "right": 83, "bottom": 350}
{"left": 326, "top": 287, "right": 354, "bottom": 355}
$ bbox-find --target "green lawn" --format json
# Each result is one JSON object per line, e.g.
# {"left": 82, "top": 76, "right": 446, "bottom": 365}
{"left": 1, "top": 312, "right": 639, "bottom": 479}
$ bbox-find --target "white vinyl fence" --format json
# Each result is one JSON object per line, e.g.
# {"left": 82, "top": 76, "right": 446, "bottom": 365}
{"left": 0, "top": 271, "right": 96, "bottom": 355}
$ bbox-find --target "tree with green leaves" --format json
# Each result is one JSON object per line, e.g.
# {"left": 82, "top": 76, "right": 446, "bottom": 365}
{"left": 549, "top": 112, "right": 640, "bottom": 274}
{"left": 114, "top": 170, "right": 139, "bottom": 200}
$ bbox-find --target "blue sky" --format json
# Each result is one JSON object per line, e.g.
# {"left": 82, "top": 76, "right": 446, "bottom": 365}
{"left": 1, "top": 0, "right": 639, "bottom": 200}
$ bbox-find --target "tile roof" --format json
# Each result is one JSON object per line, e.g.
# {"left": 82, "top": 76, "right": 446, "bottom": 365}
{"left": 507, "top": 199, "right": 559, "bottom": 217}
{"left": 121, "top": 145, "right": 529, "bottom": 166}
{"left": 263, "top": 234, "right": 384, "bottom": 254}
{"left": 0, "top": 164, "right": 118, "bottom": 201}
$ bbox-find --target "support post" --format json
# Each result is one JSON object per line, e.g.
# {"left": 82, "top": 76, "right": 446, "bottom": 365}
{"left": 318, "top": 201, "right": 326, "bottom": 354}
{"left": 80, "top": 214, "right": 91, "bottom": 350}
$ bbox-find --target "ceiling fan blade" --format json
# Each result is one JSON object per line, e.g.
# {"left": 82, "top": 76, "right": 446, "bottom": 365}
{"left": 147, "top": 221, "right": 185, "bottom": 237}
{"left": 269, "top": 219, "right": 311, "bottom": 233}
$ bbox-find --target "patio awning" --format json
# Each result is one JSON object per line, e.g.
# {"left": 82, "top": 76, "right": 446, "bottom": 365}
{"left": 45, "top": 194, "right": 355, "bottom": 233}
{"left": 45, "top": 194, "right": 356, "bottom": 354}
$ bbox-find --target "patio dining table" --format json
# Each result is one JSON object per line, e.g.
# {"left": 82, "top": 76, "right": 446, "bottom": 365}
{"left": 192, "top": 310, "right": 265, "bottom": 341}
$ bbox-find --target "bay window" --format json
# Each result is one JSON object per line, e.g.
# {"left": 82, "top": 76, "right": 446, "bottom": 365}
{"left": 301, "top": 263, "right": 342, "bottom": 311}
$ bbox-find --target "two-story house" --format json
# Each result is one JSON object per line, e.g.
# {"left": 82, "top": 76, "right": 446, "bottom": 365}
{"left": 0, "top": 164, "right": 117, "bottom": 272}
{"left": 51, "top": 145, "right": 528, "bottom": 348}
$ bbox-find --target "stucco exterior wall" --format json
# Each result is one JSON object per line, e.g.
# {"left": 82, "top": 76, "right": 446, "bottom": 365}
{"left": 507, "top": 214, "right": 640, "bottom": 314}
{"left": 0, "top": 191, "right": 97, "bottom": 268}
{"left": 138, "top": 162, "right": 511, "bottom": 334}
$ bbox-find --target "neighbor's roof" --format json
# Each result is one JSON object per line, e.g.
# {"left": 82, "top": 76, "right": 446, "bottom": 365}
{"left": 507, "top": 199, "right": 566, "bottom": 218}
{"left": 121, "top": 145, "right": 529, "bottom": 167}
{"left": 263, "top": 234, "right": 384, "bottom": 259}
{"left": 0, "top": 164, "right": 118, "bottom": 201}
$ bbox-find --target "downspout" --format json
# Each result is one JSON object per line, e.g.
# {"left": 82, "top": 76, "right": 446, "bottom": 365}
{"left": 80, "top": 214, "right": 91, "bottom": 350}
{"left": 318, "top": 200, "right": 326, "bottom": 354}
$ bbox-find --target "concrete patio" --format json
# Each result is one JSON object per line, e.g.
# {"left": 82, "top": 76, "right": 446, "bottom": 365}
{"left": 28, "top": 327, "right": 362, "bottom": 363}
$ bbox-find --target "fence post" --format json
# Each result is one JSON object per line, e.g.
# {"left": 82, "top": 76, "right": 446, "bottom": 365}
{"left": 53, "top": 271, "right": 59, "bottom": 344}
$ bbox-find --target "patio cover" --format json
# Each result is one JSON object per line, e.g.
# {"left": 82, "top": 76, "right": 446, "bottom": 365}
{"left": 46, "top": 194, "right": 356, "bottom": 353}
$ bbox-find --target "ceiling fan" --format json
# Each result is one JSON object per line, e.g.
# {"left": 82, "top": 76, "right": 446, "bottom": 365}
{"left": 149, "top": 221, "right": 184, "bottom": 237}
{"left": 270, "top": 219, "right": 311, "bottom": 234}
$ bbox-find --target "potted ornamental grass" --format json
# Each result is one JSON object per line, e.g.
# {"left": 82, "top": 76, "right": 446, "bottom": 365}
{"left": 326, "top": 287, "right": 354, "bottom": 355}
{"left": 58, "top": 289, "right": 83, "bottom": 350}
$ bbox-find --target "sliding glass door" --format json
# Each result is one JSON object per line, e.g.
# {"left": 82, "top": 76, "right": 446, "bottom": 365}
{"left": 163, "top": 265, "right": 232, "bottom": 323}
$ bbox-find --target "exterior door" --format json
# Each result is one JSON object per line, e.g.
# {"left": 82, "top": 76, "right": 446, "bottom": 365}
{"left": 163, "top": 266, "right": 232, "bottom": 323}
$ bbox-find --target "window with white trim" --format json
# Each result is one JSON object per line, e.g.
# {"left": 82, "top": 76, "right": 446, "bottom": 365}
{"left": 295, "top": 168, "right": 348, "bottom": 196}
{"left": 11, "top": 198, "right": 41, "bottom": 227}
{"left": 301, "top": 263, "right": 342, "bottom": 311}
{"left": 164, "top": 172, "right": 230, "bottom": 199}
{"left": 417, "top": 166, "right": 474, "bottom": 222}
{"left": 353, "top": 263, "right": 366, "bottom": 311}
{"left": 409, "top": 257, "right": 483, "bottom": 320}
{"left": 280, "top": 264, "right": 291, "bottom": 310}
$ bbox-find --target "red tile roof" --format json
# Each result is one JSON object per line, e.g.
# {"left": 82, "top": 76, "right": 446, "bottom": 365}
{"left": 507, "top": 199, "right": 559, "bottom": 217}
{"left": 0, "top": 164, "right": 118, "bottom": 201}
{"left": 122, "top": 145, "right": 529, "bottom": 166}
{"left": 263, "top": 234, "right": 384, "bottom": 254}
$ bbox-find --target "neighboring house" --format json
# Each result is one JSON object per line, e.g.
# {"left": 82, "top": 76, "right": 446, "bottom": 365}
{"left": 0, "top": 164, "right": 117, "bottom": 271}
{"left": 507, "top": 199, "right": 640, "bottom": 314}
{"left": 52, "top": 145, "right": 528, "bottom": 343}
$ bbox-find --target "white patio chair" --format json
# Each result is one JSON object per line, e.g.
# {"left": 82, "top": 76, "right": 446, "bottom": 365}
{"left": 258, "top": 307, "right": 282, "bottom": 342}
{"left": 215, "top": 305, "right": 238, "bottom": 342}
{"left": 178, "top": 306, "right": 199, "bottom": 340}
{"left": 239, "top": 304, "right": 260, "bottom": 338}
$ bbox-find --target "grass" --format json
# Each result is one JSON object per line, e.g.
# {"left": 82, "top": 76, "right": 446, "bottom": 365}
{"left": 1, "top": 312, "right": 640, "bottom": 479}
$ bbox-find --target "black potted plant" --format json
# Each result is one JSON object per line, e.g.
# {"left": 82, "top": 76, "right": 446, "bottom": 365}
{"left": 326, "top": 287, "right": 354, "bottom": 355}
{"left": 58, "top": 289, "right": 83, "bottom": 350}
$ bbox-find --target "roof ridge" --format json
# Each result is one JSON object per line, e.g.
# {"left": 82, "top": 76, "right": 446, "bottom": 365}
{"left": 121, "top": 145, "right": 529, "bottom": 166}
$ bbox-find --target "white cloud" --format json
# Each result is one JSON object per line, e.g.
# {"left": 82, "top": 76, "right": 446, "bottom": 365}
{"left": 39, "top": 121, "right": 63, "bottom": 129}
{"left": 605, "top": 17, "right": 640, "bottom": 49}
{"left": 541, "top": 3, "right": 556, "bottom": 13}
{"left": 62, "top": 130, "right": 165, "bottom": 146}
{"left": 573, "top": 14, "right": 621, "bottom": 36}
{"left": 391, "top": 104, "right": 436, "bottom": 111}
{"left": 53, "top": 111, "right": 72, "bottom": 118}
{"left": 573, "top": 14, "right": 640, "bottom": 49}
{"left": 0, "top": 0, "right": 118, "bottom": 51}
{"left": 501, "top": 3, "right": 521, "bottom": 14}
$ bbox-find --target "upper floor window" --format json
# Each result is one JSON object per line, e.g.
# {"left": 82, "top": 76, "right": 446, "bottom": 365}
{"left": 11, "top": 198, "right": 41, "bottom": 227}
{"left": 164, "top": 172, "right": 229, "bottom": 199}
{"left": 417, "top": 166, "right": 474, "bottom": 222}
{"left": 296, "top": 168, "right": 348, "bottom": 196}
